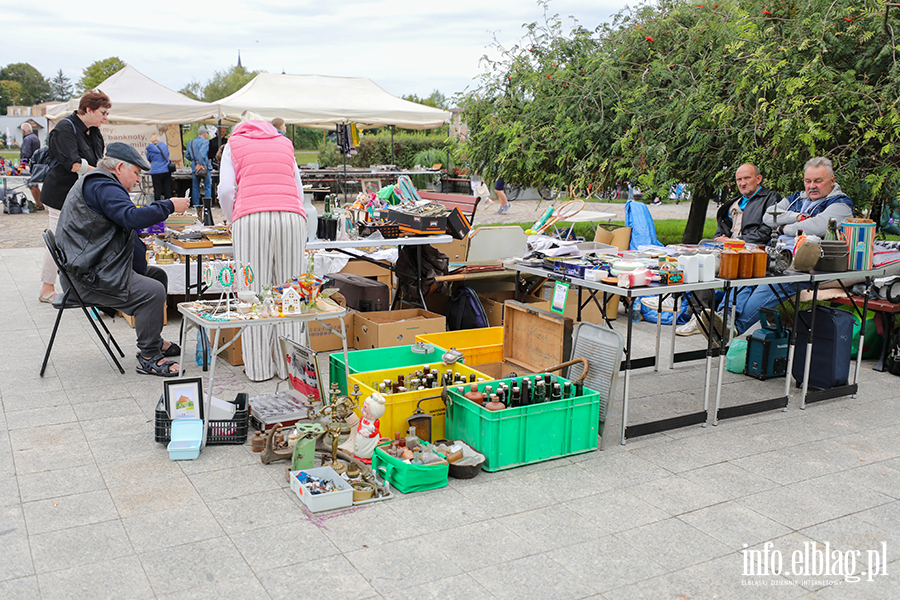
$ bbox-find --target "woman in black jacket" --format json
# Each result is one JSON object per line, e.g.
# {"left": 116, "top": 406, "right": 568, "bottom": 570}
{"left": 39, "top": 90, "right": 110, "bottom": 303}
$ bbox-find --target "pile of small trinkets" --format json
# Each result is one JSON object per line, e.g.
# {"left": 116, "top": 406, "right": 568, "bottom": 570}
{"left": 295, "top": 471, "right": 338, "bottom": 495}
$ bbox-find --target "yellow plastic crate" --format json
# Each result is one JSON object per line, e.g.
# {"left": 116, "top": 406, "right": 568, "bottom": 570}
{"left": 349, "top": 361, "right": 493, "bottom": 441}
{"left": 415, "top": 327, "right": 504, "bottom": 365}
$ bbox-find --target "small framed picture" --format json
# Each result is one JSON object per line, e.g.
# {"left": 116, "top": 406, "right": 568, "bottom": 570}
{"left": 361, "top": 179, "right": 382, "bottom": 195}
{"left": 280, "top": 336, "right": 323, "bottom": 401}
{"left": 165, "top": 377, "right": 204, "bottom": 420}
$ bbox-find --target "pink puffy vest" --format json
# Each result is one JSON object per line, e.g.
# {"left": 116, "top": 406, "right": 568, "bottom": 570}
{"left": 228, "top": 126, "right": 306, "bottom": 222}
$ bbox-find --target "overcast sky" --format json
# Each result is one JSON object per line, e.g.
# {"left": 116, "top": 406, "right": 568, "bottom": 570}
{"left": 6, "top": 0, "right": 627, "bottom": 103}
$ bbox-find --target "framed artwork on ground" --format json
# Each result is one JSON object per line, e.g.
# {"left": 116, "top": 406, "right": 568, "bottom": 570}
{"left": 165, "top": 377, "right": 204, "bottom": 420}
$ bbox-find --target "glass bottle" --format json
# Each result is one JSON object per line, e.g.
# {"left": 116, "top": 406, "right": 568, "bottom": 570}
{"left": 574, "top": 381, "right": 584, "bottom": 397}
{"left": 510, "top": 386, "right": 521, "bottom": 408}
{"left": 534, "top": 381, "right": 545, "bottom": 403}
{"left": 323, "top": 195, "right": 333, "bottom": 219}
{"left": 485, "top": 394, "right": 506, "bottom": 411}
{"left": 563, "top": 381, "right": 572, "bottom": 398}
{"left": 825, "top": 218, "right": 839, "bottom": 241}
{"left": 551, "top": 383, "right": 562, "bottom": 401}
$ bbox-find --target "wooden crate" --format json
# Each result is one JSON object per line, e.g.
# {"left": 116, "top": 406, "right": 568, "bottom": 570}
{"left": 501, "top": 300, "right": 573, "bottom": 373}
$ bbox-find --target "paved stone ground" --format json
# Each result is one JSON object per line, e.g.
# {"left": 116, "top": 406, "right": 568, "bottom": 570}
{"left": 2, "top": 235, "right": 899, "bottom": 599}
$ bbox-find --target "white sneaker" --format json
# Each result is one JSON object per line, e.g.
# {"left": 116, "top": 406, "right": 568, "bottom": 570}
{"left": 676, "top": 315, "right": 701, "bottom": 336}
{"left": 642, "top": 295, "right": 675, "bottom": 311}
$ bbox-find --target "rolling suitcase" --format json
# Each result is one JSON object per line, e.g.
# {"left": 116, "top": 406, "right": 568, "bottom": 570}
{"left": 791, "top": 306, "right": 854, "bottom": 389}
{"left": 326, "top": 273, "right": 390, "bottom": 312}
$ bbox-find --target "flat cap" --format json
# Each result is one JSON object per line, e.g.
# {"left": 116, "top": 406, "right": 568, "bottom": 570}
{"left": 106, "top": 142, "right": 151, "bottom": 171}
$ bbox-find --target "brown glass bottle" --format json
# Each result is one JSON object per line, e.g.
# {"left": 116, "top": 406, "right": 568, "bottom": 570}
{"left": 484, "top": 394, "right": 506, "bottom": 411}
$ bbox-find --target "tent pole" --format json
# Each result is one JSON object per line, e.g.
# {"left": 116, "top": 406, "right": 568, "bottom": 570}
{"left": 391, "top": 125, "right": 395, "bottom": 166}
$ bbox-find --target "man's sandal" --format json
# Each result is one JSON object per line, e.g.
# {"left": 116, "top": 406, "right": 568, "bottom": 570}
{"left": 136, "top": 353, "right": 180, "bottom": 378}
{"left": 162, "top": 342, "right": 181, "bottom": 357}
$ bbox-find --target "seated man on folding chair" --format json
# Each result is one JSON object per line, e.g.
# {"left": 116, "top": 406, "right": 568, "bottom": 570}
{"left": 56, "top": 143, "right": 190, "bottom": 377}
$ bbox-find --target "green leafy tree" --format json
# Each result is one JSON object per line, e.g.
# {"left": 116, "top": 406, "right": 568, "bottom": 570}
{"left": 78, "top": 57, "right": 126, "bottom": 93}
{"left": 458, "top": 0, "right": 900, "bottom": 242}
{"left": 179, "top": 81, "right": 202, "bottom": 101}
{"left": 402, "top": 90, "right": 449, "bottom": 109}
{"left": 0, "top": 80, "right": 25, "bottom": 114}
{"left": 48, "top": 69, "right": 73, "bottom": 101}
{"left": 0, "top": 62, "right": 51, "bottom": 108}
{"left": 201, "top": 66, "right": 260, "bottom": 102}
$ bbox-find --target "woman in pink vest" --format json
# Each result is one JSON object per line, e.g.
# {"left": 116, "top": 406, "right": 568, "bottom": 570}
{"left": 218, "top": 119, "right": 307, "bottom": 381}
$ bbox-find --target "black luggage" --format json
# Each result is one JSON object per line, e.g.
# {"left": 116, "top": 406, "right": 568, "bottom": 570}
{"left": 326, "top": 273, "right": 390, "bottom": 312}
{"left": 791, "top": 306, "right": 854, "bottom": 389}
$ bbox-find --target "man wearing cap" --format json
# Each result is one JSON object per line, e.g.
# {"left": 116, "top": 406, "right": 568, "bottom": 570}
{"left": 56, "top": 143, "right": 191, "bottom": 377}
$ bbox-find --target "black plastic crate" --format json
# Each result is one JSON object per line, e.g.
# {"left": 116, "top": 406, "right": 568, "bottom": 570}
{"left": 357, "top": 222, "right": 401, "bottom": 239}
{"left": 154, "top": 396, "right": 249, "bottom": 445}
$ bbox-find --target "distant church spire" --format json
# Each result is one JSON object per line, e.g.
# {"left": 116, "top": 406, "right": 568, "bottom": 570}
{"left": 237, "top": 50, "right": 242, "bottom": 68}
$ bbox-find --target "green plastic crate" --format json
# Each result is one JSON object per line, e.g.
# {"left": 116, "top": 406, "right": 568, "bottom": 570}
{"left": 371, "top": 441, "right": 449, "bottom": 494}
{"left": 447, "top": 375, "right": 599, "bottom": 471}
{"left": 329, "top": 344, "right": 446, "bottom": 394}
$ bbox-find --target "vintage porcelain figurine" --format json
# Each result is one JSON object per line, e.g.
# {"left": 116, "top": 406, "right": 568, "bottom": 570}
{"left": 353, "top": 392, "right": 386, "bottom": 464}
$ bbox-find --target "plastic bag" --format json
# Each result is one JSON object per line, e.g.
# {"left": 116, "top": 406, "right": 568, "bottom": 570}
{"left": 726, "top": 339, "right": 748, "bottom": 374}
{"left": 195, "top": 330, "right": 210, "bottom": 366}
{"left": 637, "top": 297, "right": 690, "bottom": 325}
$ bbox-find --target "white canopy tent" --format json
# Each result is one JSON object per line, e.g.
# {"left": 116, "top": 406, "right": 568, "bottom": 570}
{"left": 45, "top": 65, "right": 220, "bottom": 124}
{"left": 216, "top": 73, "right": 451, "bottom": 130}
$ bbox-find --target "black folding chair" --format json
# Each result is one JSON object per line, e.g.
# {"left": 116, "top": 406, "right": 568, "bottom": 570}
{"left": 40, "top": 229, "right": 126, "bottom": 376}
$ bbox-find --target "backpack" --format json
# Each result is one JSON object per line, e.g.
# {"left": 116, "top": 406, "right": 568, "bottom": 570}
{"left": 29, "top": 119, "right": 77, "bottom": 184}
{"left": 887, "top": 327, "right": 900, "bottom": 377}
{"left": 446, "top": 287, "right": 489, "bottom": 331}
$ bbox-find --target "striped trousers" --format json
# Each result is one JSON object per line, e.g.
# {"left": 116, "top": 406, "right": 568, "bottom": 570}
{"left": 231, "top": 211, "right": 307, "bottom": 381}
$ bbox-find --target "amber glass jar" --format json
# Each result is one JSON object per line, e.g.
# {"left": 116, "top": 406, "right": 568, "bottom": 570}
{"left": 719, "top": 250, "right": 740, "bottom": 279}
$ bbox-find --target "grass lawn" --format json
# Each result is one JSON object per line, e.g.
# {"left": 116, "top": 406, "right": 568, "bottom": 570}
{"left": 480, "top": 218, "right": 718, "bottom": 246}
{"left": 295, "top": 150, "right": 317, "bottom": 165}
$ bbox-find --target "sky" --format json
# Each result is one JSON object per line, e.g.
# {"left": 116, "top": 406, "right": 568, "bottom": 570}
{"left": 5, "top": 0, "right": 628, "bottom": 103}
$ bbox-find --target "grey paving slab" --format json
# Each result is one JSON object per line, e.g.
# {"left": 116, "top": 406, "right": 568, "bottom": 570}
{"left": 188, "top": 464, "right": 281, "bottom": 501}
{"left": 108, "top": 475, "right": 202, "bottom": 519}
{"left": 36, "top": 555, "right": 154, "bottom": 600}
{"left": 155, "top": 574, "right": 272, "bottom": 600}
{"left": 0, "top": 476, "right": 19, "bottom": 507}
{"left": 17, "top": 463, "right": 106, "bottom": 502}
{"left": 496, "top": 504, "right": 607, "bottom": 551}
{"left": 677, "top": 554, "right": 807, "bottom": 599}
{"left": 0, "top": 576, "right": 40, "bottom": 600}
{"left": 175, "top": 443, "right": 259, "bottom": 475}
{"left": 317, "top": 501, "right": 423, "bottom": 553}
{"left": 0, "top": 506, "right": 34, "bottom": 582}
{"left": 0, "top": 388, "right": 70, "bottom": 412}
{"left": 679, "top": 461, "right": 780, "bottom": 500}
{"left": 387, "top": 486, "right": 490, "bottom": 532}
{"left": 71, "top": 396, "right": 144, "bottom": 421}
{"left": 453, "top": 473, "right": 557, "bottom": 518}
{"left": 600, "top": 568, "right": 707, "bottom": 600}
{"left": 615, "top": 517, "right": 733, "bottom": 571}
{"left": 229, "top": 518, "right": 340, "bottom": 573}
{"left": 565, "top": 488, "right": 671, "bottom": 533}
{"left": 678, "top": 501, "right": 793, "bottom": 550}
{"left": 546, "top": 535, "right": 669, "bottom": 593}
{"left": 98, "top": 452, "right": 184, "bottom": 490}
{"left": 469, "top": 553, "right": 596, "bottom": 600}
{"left": 206, "top": 489, "right": 303, "bottom": 535}
{"left": 6, "top": 420, "right": 85, "bottom": 451}
{"left": 258, "top": 554, "right": 377, "bottom": 600}
{"left": 380, "top": 573, "right": 494, "bottom": 600}
{"left": 424, "top": 519, "right": 538, "bottom": 572}
{"left": 4, "top": 403, "right": 77, "bottom": 430}
{"left": 12, "top": 438, "right": 94, "bottom": 475}
{"left": 122, "top": 505, "right": 226, "bottom": 554}
{"left": 21, "top": 489, "right": 119, "bottom": 535}
{"left": 345, "top": 535, "right": 462, "bottom": 595}
{"left": 29, "top": 519, "right": 134, "bottom": 574}
{"left": 139, "top": 536, "right": 253, "bottom": 596}
{"left": 627, "top": 473, "right": 731, "bottom": 515}
{"left": 81, "top": 413, "right": 155, "bottom": 441}
{"left": 65, "top": 382, "right": 136, "bottom": 404}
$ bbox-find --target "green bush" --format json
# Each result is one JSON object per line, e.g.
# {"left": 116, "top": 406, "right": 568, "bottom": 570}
{"left": 350, "top": 134, "right": 450, "bottom": 168}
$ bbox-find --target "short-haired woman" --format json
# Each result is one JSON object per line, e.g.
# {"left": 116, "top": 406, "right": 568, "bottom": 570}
{"left": 38, "top": 89, "right": 109, "bottom": 303}
{"left": 146, "top": 133, "right": 173, "bottom": 201}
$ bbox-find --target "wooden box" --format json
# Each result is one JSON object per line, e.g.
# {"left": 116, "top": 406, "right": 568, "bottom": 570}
{"left": 476, "top": 300, "right": 573, "bottom": 377}
{"left": 478, "top": 291, "right": 547, "bottom": 327}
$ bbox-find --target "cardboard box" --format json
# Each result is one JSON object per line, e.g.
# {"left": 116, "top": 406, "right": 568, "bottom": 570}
{"left": 119, "top": 303, "right": 167, "bottom": 328}
{"left": 354, "top": 308, "right": 446, "bottom": 349}
{"left": 478, "top": 291, "right": 546, "bottom": 327}
{"left": 308, "top": 312, "right": 355, "bottom": 352}
{"left": 338, "top": 259, "right": 393, "bottom": 288}
{"left": 433, "top": 236, "right": 468, "bottom": 262}
{"left": 217, "top": 327, "right": 244, "bottom": 366}
{"left": 541, "top": 286, "right": 619, "bottom": 323}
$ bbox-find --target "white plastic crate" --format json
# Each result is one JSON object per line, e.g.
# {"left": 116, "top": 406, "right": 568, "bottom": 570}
{"left": 289, "top": 467, "right": 353, "bottom": 513}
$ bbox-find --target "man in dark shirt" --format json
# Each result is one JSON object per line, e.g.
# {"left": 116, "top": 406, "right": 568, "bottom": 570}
{"left": 56, "top": 143, "right": 190, "bottom": 377}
